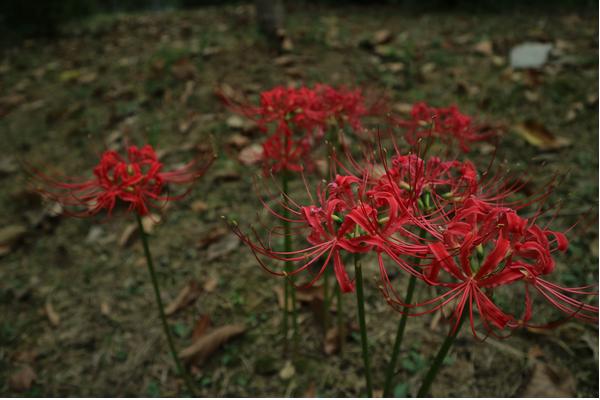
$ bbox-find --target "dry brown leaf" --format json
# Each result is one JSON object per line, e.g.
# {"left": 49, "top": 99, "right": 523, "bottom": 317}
{"left": 45, "top": 300, "right": 60, "bottom": 327}
{"left": 393, "top": 102, "right": 413, "bottom": 114}
{"left": 165, "top": 279, "right": 202, "bottom": 316}
{"left": 171, "top": 58, "right": 197, "bottom": 81}
{"left": 100, "top": 301, "right": 111, "bottom": 317}
{"left": 141, "top": 214, "right": 161, "bottom": 234}
{"left": 324, "top": 327, "right": 340, "bottom": 355}
{"left": 179, "top": 323, "right": 246, "bottom": 365}
{"left": 274, "top": 55, "right": 295, "bottom": 67}
{"left": 0, "top": 224, "right": 27, "bottom": 256}
{"left": 0, "top": 93, "right": 26, "bottom": 117}
{"left": 227, "top": 133, "right": 251, "bottom": 149}
{"left": 279, "top": 360, "right": 295, "bottom": 380}
{"left": 197, "top": 226, "right": 228, "bottom": 249}
{"left": 273, "top": 285, "right": 324, "bottom": 310}
{"left": 513, "top": 120, "right": 571, "bottom": 150}
{"left": 118, "top": 223, "right": 138, "bottom": 247}
{"left": 238, "top": 144, "right": 263, "bottom": 166}
{"left": 304, "top": 382, "right": 316, "bottom": 397}
{"left": 203, "top": 277, "right": 218, "bottom": 293}
{"left": 191, "top": 314, "right": 212, "bottom": 341}
{"left": 473, "top": 39, "right": 494, "bottom": 56}
{"left": 180, "top": 80, "right": 195, "bottom": 104}
{"left": 521, "top": 346, "right": 576, "bottom": 397}
{"left": 190, "top": 200, "right": 208, "bottom": 213}
{"left": 372, "top": 29, "right": 394, "bottom": 45}
{"left": 13, "top": 350, "right": 37, "bottom": 364}
{"left": 226, "top": 115, "right": 246, "bottom": 129}
{"left": 9, "top": 365, "right": 37, "bottom": 392}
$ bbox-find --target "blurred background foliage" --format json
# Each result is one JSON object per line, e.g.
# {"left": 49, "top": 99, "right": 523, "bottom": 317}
{"left": 0, "top": 0, "right": 597, "bottom": 41}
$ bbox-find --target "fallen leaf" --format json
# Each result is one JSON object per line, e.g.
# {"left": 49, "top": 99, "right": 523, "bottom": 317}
{"left": 141, "top": 214, "right": 161, "bottom": 234}
{"left": 100, "top": 301, "right": 111, "bottom": 317}
{"left": 238, "top": 144, "right": 263, "bottom": 166}
{"left": 304, "top": 382, "right": 316, "bottom": 397}
{"left": 227, "top": 133, "right": 250, "bottom": 149}
{"left": 273, "top": 285, "right": 324, "bottom": 310}
{"left": 190, "top": 200, "right": 208, "bottom": 213}
{"left": 372, "top": 29, "right": 393, "bottom": 46}
{"left": 279, "top": 360, "right": 295, "bottom": 380}
{"left": 197, "top": 226, "right": 228, "bottom": 249}
{"left": 118, "top": 224, "right": 138, "bottom": 247}
{"left": 59, "top": 69, "right": 81, "bottom": 82}
{"left": 180, "top": 80, "right": 196, "bottom": 104}
{"left": 171, "top": 58, "right": 198, "bottom": 81}
{"left": 206, "top": 234, "right": 240, "bottom": 261}
{"left": 513, "top": 120, "right": 571, "bottom": 150}
{"left": 0, "top": 156, "right": 18, "bottom": 177}
{"left": 179, "top": 323, "right": 246, "bottom": 365}
{"left": 226, "top": 115, "right": 246, "bottom": 129}
{"left": 520, "top": 346, "right": 576, "bottom": 397}
{"left": 191, "top": 314, "right": 212, "bottom": 341}
{"left": 393, "top": 102, "right": 413, "bottom": 114}
{"left": 385, "top": 62, "right": 404, "bottom": 73}
{"left": 281, "top": 36, "right": 294, "bottom": 52}
{"left": 0, "top": 224, "right": 27, "bottom": 256}
{"left": 45, "top": 300, "right": 60, "bottom": 327}
{"left": 274, "top": 55, "right": 295, "bottom": 67}
{"left": 0, "top": 93, "right": 26, "bottom": 117}
{"left": 473, "top": 39, "right": 494, "bottom": 56}
{"left": 165, "top": 280, "right": 202, "bottom": 316}
{"left": 203, "top": 277, "right": 218, "bottom": 293}
{"left": 78, "top": 71, "right": 97, "bottom": 84}
{"left": 13, "top": 350, "right": 37, "bottom": 364}
{"left": 9, "top": 365, "right": 36, "bottom": 392}
{"left": 119, "top": 214, "right": 161, "bottom": 247}
{"left": 324, "top": 327, "right": 340, "bottom": 355}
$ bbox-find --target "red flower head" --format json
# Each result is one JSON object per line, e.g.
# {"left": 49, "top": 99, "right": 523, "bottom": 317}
{"left": 382, "top": 200, "right": 598, "bottom": 338}
{"left": 391, "top": 102, "right": 495, "bottom": 153}
{"left": 34, "top": 144, "right": 214, "bottom": 217}
{"left": 220, "top": 84, "right": 377, "bottom": 175}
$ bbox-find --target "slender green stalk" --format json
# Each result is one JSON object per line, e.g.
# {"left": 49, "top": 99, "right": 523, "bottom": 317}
{"left": 336, "top": 284, "right": 344, "bottom": 353}
{"left": 136, "top": 215, "right": 197, "bottom": 396}
{"left": 282, "top": 263, "right": 289, "bottom": 352}
{"left": 281, "top": 170, "right": 298, "bottom": 353}
{"left": 383, "top": 273, "right": 417, "bottom": 397}
{"left": 323, "top": 267, "right": 330, "bottom": 332}
{"left": 354, "top": 254, "right": 373, "bottom": 397}
{"left": 416, "top": 313, "right": 466, "bottom": 397}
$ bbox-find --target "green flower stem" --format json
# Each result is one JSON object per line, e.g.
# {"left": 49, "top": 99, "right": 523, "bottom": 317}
{"left": 354, "top": 254, "right": 373, "bottom": 397}
{"left": 336, "top": 284, "right": 344, "bottom": 353}
{"left": 136, "top": 214, "right": 197, "bottom": 396}
{"left": 416, "top": 312, "right": 466, "bottom": 397}
{"left": 383, "top": 273, "right": 417, "bottom": 397}
{"left": 281, "top": 169, "right": 298, "bottom": 354}
{"left": 323, "top": 267, "right": 331, "bottom": 332}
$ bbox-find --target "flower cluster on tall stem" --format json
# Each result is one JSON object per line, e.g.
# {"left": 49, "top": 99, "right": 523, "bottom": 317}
{"left": 220, "top": 84, "right": 376, "bottom": 175}
{"left": 231, "top": 129, "right": 597, "bottom": 395}
{"left": 33, "top": 144, "right": 215, "bottom": 396}
{"left": 388, "top": 102, "right": 496, "bottom": 153}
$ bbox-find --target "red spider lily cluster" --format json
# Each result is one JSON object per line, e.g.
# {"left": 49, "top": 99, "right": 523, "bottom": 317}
{"left": 233, "top": 143, "right": 598, "bottom": 337}
{"left": 221, "top": 84, "right": 376, "bottom": 174}
{"left": 34, "top": 145, "right": 214, "bottom": 216}
{"left": 390, "top": 102, "right": 496, "bottom": 153}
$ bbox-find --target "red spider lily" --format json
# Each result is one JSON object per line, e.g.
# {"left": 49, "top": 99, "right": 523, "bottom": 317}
{"left": 231, "top": 170, "right": 426, "bottom": 293}
{"left": 390, "top": 102, "right": 495, "bottom": 153}
{"left": 382, "top": 201, "right": 598, "bottom": 338}
{"left": 33, "top": 144, "right": 214, "bottom": 217}
{"left": 220, "top": 84, "right": 377, "bottom": 174}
